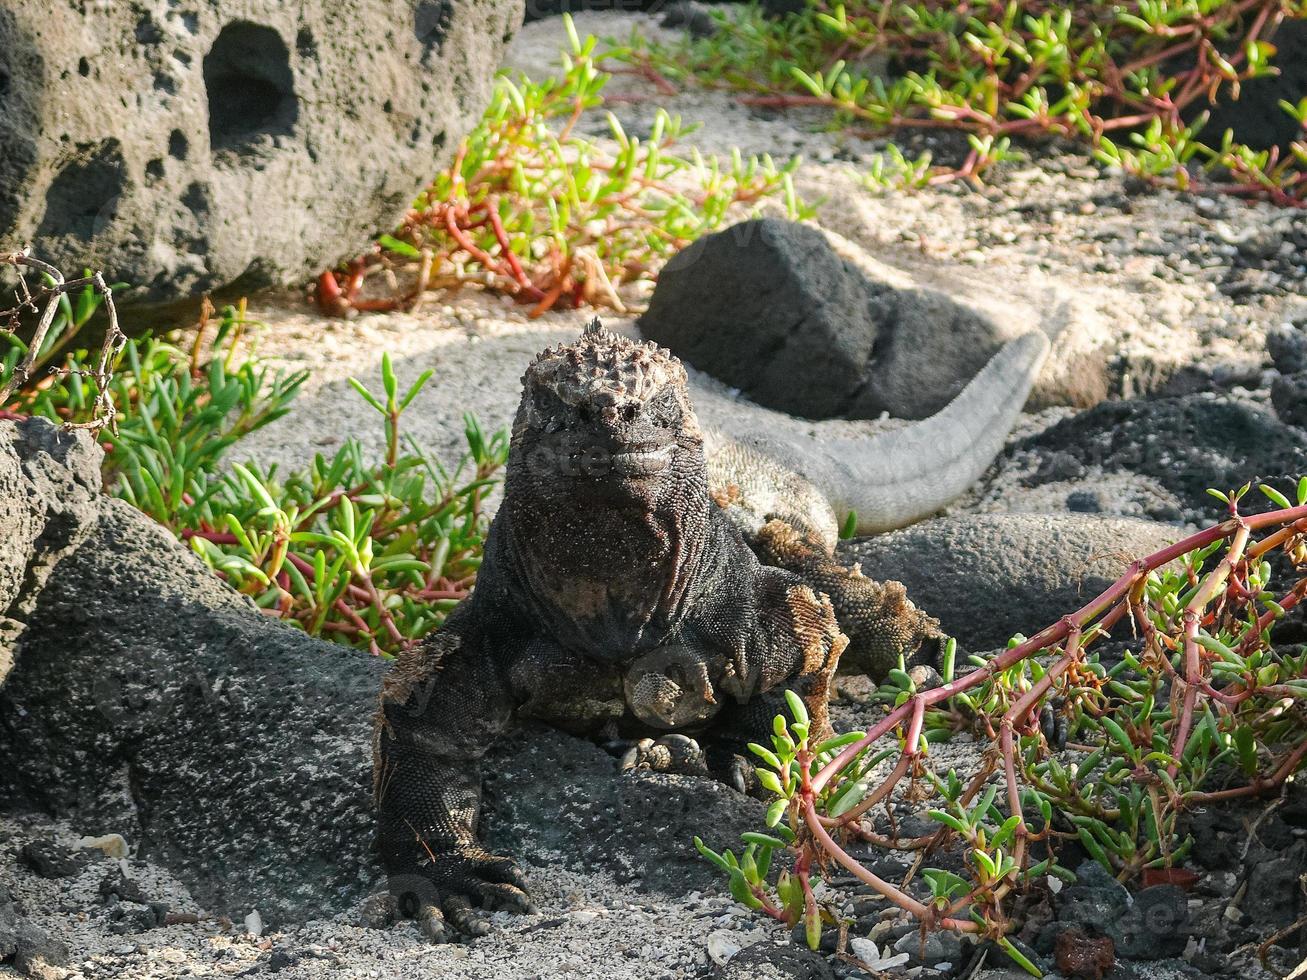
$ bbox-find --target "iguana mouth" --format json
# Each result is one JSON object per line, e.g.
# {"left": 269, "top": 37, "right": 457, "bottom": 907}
{"left": 610, "top": 443, "right": 673, "bottom": 477}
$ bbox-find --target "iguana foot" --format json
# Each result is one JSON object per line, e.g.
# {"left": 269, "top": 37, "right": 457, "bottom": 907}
{"left": 620, "top": 734, "right": 756, "bottom": 795}
{"left": 619, "top": 733, "right": 709, "bottom": 776}
{"left": 390, "top": 849, "right": 535, "bottom": 943}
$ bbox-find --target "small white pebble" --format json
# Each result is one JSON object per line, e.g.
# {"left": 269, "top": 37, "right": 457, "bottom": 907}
{"left": 849, "top": 937, "right": 879, "bottom": 961}
{"left": 707, "top": 931, "right": 740, "bottom": 966}
{"left": 78, "top": 833, "right": 129, "bottom": 858}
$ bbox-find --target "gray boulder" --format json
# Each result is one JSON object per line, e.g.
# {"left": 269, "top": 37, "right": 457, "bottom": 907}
{"left": 0, "top": 894, "right": 68, "bottom": 978}
{"left": 842, "top": 513, "right": 1183, "bottom": 651}
{"left": 0, "top": 0, "right": 521, "bottom": 307}
{"left": 1267, "top": 322, "right": 1307, "bottom": 376}
{"left": 0, "top": 491, "right": 385, "bottom": 925}
{"left": 639, "top": 218, "right": 1036, "bottom": 421}
{"left": 1272, "top": 371, "right": 1307, "bottom": 430}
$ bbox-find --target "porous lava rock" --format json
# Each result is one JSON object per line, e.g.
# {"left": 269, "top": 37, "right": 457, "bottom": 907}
{"left": 0, "top": 418, "right": 102, "bottom": 687}
{"left": 0, "top": 0, "right": 520, "bottom": 307}
{"left": 1016, "top": 394, "right": 1307, "bottom": 516}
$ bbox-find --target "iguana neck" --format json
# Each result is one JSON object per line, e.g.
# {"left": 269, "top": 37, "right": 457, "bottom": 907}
{"left": 497, "top": 463, "right": 713, "bottom": 658}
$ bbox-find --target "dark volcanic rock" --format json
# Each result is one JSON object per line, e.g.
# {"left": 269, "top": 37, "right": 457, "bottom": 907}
{"left": 1018, "top": 394, "right": 1307, "bottom": 515}
{"left": 484, "top": 727, "right": 767, "bottom": 896}
{"left": 0, "top": 495, "right": 384, "bottom": 925}
{"left": 640, "top": 218, "right": 1018, "bottom": 421}
{"left": 641, "top": 219, "right": 886, "bottom": 420}
{"left": 0, "top": 893, "right": 68, "bottom": 975}
{"left": 1267, "top": 323, "right": 1307, "bottom": 376}
{"left": 1242, "top": 841, "right": 1307, "bottom": 933}
{"left": 0, "top": 418, "right": 103, "bottom": 687}
{"left": 1111, "top": 885, "right": 1190, "bottom": 960}
{"left": 17, "top": 839, "right": 84, "bottom": 879}
{"left": 725, "top": 941, "right": 835, "bottom": 979}
{"left": 842, "top": 513, "right": 1182, "bottom": 651}
{"left": 0, "top": 0, "right": 520, "bottom": 308}
{"left": 1271, "top": 372, "right": 1307, "bottom": 430}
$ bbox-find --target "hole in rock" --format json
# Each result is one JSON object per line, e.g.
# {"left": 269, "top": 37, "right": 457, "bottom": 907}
{"left": 169, "top": 130, "right": 188, "bottom": 160}
{"left": 203, "top": 21, "right": 297, "bottom": 156}
{"left": 37, "top": 139, "right": 126, "bottom": 241}
{"left": 414, "top": 1, "right": 451, "bottom": 53}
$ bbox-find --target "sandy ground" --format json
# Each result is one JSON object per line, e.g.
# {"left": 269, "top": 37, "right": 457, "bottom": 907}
{"left": 4, "top": 9, "right": 1306, "bottom": 980}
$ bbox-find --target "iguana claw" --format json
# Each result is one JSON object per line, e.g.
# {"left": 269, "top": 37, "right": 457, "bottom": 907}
{"left": 391, "top": 849, "right": 535, "bottom": 943}
{"left": 619, "top": 733, "right": 710, "bottom": 775}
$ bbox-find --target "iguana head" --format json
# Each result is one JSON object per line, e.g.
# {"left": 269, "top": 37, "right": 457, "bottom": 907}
{"left": 511, "top": 318, "right": 703, "bottom": 493}
{"left": 500, "top": 319, "right": 712, "bottom": 653}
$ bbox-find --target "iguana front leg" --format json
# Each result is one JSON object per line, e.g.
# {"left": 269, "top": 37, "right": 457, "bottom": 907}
{"left": 624, "top": 569, "right": 848, "bottom": 793}
{"left": 373, "top": 606, "right": 533, "bottom": 942}
{"left": 752, "top": 519, "right": 947, "bottom": 680}
{"left": 700, "top": 570, "right": 848, "bottom": 789}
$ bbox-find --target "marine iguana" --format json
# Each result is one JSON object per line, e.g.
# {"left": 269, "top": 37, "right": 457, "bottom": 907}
{"left": 373, "top": 319, "right": 1048, "bottom": 940}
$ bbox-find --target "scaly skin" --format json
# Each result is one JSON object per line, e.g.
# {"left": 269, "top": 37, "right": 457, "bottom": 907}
{"left": 373, "top": 320, "right": 942, "bottom": 940}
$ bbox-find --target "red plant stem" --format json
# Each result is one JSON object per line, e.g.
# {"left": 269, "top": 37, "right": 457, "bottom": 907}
{"left": 811, "top": 504, "right": 1307, "bottom": 802}
{"left": 1239, "top": 579, "right": 1307, "bottom": 655}
{"left": 1187, "top": 737, "right": 1307, "bottom": 804}
{"left": 1170, "top": 522, "right": 1250, "bottom": 774}
{"left": 529, "top": 259, "right": 573, "bottom": 317}
{"left": 486, "top": 197, "right": 535, "bottom": 295}
{"left": 818, "top": 752, "right": 913, "bottom": 828}
{"left": 334, "top": 599, "right": 381, "bottom": 656}
{"left": 182, "top": 529, "right": 240, "bottom": 545}
{"left": 803, "top": 796, "right": 979, "bottom": 932}
{"left": 442, "top": 207, "right": 546, "bottom": 301}
{"left": 364, "top": 578, "right": 406, "bottom": 647}
{"left": 905, "top": 696, "right": 926, "bottom": 755}
{"left": 798, "top": 860, "right": 818, "bottom": 933}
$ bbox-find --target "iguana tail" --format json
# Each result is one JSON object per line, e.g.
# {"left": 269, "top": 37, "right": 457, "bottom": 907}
{"left": 706, "top": 331, "right": 1050, "bottom": 543}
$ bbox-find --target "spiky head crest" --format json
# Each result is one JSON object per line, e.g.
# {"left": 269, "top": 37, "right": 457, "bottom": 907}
{"left": 522, "top": 318, "right": 689, "bottom": 414}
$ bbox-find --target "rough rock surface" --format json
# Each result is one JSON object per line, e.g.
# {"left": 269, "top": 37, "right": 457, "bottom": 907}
{"left": 0, "top": 489, "right": 384, "bottom": 926}
{"left": 0, "top": 0, "right": 521, "bottom": 307}
{"left": 1268, "top": 321, "right": 1307, "bottom": 430}
{"left": 485, "top": 728, "right": 767, "bottom": 897}
{"left": 0, "top": 418, "right": 102, "bottom": 687}
{"left": 1272, "top": 371, "right": 1307, "bottom": 430}
{"left": 1015, "top": 394, "right": 1307, "bottom": 518}
{"left": 639, "top": 217, "right": 1047, "bottom": 421}
{"left": 0, "top": 885, "right": 68, "bottom": 978}
{"left": 721, "top": 942, "right": 835, "bottom": 979}
{"left": 842, "top": 513, "right": 1183, "bottom": 651}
